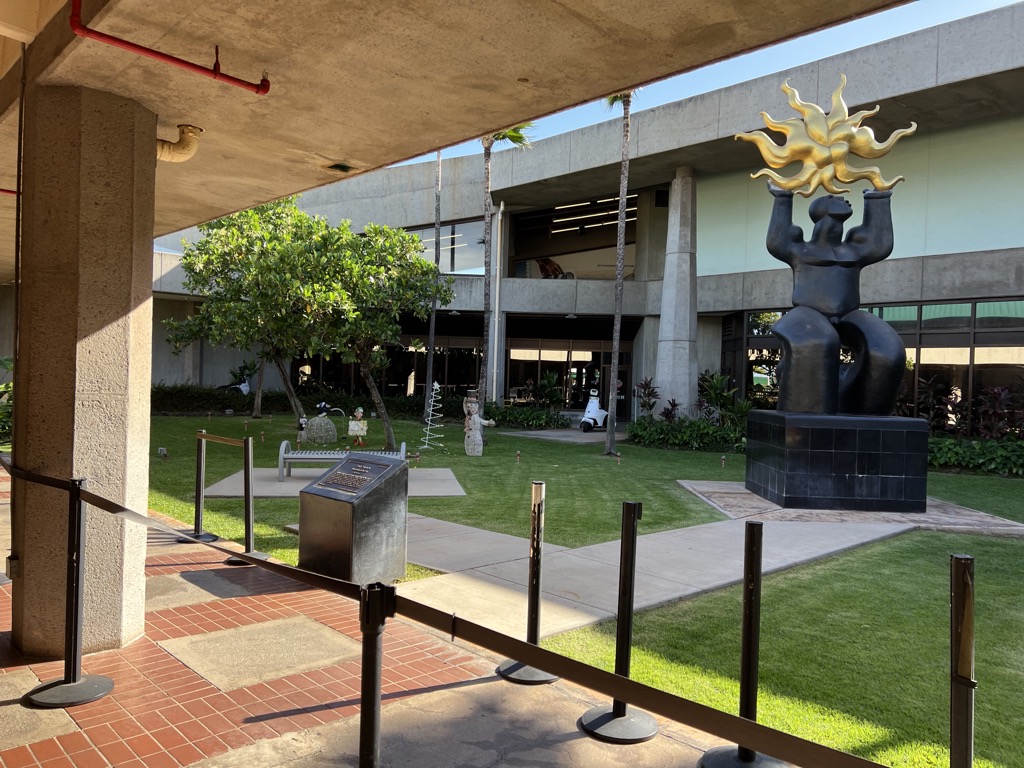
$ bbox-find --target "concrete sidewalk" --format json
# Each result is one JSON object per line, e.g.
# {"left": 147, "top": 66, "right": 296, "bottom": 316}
{"left": 401, "top": 513, "right": 915, "bottom": 639}
{"left": 397, "top": 482, "right": 1024, "bottom": 641}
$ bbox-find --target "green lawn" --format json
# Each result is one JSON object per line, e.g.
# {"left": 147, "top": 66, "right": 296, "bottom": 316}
{"left": 148, "top": 414, "right": 731, "bottom": 557}
{"left": 147, "top": 414, "right": 1024, "bottom": 767}
{"left": 545, "top": 531, "right": 1024, "bottom": 768}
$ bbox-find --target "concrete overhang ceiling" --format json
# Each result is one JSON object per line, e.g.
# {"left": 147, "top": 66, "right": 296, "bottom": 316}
{"left": 0, "top": 0, "right": 907, "bottom": 281}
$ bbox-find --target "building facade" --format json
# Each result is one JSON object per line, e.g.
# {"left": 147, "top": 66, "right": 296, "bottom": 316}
{"left": 153, "top": 5, "right": 1024, "bottom": 427}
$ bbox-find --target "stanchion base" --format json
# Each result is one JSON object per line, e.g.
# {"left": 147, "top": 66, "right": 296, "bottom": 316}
{"left": 699, "top": 745, "right": 795, "bottom": 768}
{"left": 23, "top": 675, "right": 114, "bottom": 709}
{"left": 224, "top": 551, "right": 270, "bottom": 567}
{"left": 496, "top": 659, "right": 558, "bottom": 685}
{"left": 579, "top": 704, "right": 658, "bottom": 744}
{"left": 177, "top": 531, "right": 218, "bottom": 543}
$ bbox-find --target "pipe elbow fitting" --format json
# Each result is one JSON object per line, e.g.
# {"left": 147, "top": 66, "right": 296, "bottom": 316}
{"left": 156, "top": 124, "right": 204, "bottom": 163}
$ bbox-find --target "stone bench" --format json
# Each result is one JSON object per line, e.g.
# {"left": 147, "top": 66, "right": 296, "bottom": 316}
{"left": 278, "top": 440, "right": 406, "bottom": 481}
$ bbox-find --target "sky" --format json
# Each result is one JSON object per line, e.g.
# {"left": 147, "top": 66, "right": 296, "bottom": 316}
{"left": 402, "top": 0, "right": 1017, "bottom": 165}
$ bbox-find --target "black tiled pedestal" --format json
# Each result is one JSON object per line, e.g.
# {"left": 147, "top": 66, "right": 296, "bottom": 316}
{"left": 745, "top": 410, "right": 928, "bottom": 512}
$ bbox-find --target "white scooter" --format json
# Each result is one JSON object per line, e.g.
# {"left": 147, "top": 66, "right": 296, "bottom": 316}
{"left": 579, "top": 389, "right": 608, "bottom": 432}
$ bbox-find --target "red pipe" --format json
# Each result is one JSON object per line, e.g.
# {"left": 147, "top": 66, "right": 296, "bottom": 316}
{"left": 1, "top": 189, "right": 17, "bottom": 197}
{"left": 69, "top": 0, "right": 269, "bottom": 95}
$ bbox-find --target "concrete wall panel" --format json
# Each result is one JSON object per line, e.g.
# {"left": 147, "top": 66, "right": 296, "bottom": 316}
{"left": 936, "top": 5, "right": 1024, "bottom": 84}
{"left": 636, "top": 91, "right": 720, "bottom": 156}
{"left": 816, "top": 31, "right": 939, "bottom": 107}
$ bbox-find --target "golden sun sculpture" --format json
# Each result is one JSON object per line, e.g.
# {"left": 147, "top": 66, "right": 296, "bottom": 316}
{"left": 735, "top": 74, "right": 917, "bottom": 197}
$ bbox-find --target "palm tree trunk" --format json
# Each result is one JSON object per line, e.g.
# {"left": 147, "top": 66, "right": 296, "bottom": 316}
{"left": 605, "top": 93, "right": 631, "bottom": 455}
{"left": 423, "top": 149, "right": 442, "bottom": 422}
{"left": 359, "top": 357, "right": 396, "bottom": 450}
{"left": 478, "top": 140, "right": 494, "bottom": 408}
{"left": 274, "top": 358, "right": 306, "bottom": 423}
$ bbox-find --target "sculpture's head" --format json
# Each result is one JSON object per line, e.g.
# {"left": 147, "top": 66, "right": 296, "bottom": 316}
{"left": 809, "top": 195, "right": 853, "bottom": 223}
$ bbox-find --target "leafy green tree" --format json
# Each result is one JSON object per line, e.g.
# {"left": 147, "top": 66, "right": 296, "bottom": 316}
{"left": 478, "top": 124, "right": 532, "bottom": 407}
{"left": 325, "top": 224, "right": 454, "bottom": 449}
{"left": 603, "top": 91, "right": 636, "bottom": 455}
{"left": 167, "top": 199, "right": 452, "bottom": 447}
{"left": 165, "top": 198, "right": 342, "bottom": 422}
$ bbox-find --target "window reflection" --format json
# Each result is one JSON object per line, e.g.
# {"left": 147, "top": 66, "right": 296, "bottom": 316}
{"left": 976, "top": 300, "right": 1024, "bottom": 329}
{"left": 921, "top": 303, "right": 971, "bottom": 329}
{"left": 407, "top": 220, "right": 484, "bottom": 275}
{"left": 880, "top": 305, "right": 918, "bottom": 332}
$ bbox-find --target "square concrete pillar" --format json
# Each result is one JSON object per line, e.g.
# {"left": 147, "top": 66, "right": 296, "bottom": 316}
{"left": 655, "top": 168, "right": 698, "bottom": 410}
{"left": 12, "top": 86, "right": 156, "bottom": 656}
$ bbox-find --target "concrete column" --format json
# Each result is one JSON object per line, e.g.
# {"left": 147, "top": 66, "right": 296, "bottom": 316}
{"left": 12, "top": 86, "right": 156, "bottom": 656}
{"left": 655, "top": 168, "right": 698, "bottom": 411}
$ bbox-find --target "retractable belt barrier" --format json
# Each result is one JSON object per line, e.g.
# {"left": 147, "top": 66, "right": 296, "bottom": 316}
{"left": 2, "top": 456, "right": 888, "bottom": 768}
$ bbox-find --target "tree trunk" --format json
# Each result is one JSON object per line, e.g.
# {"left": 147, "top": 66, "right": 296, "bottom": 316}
{"left": 423, "top": 148, "right": 442, "bottom": 422}
{"left": 359, "top": 358, "right": 396, "bottom": 450}
{"left": 251, "top": 358, "right": 266, "bottom": 418}
{"left": 478, "top": 140, "right": 493, "bottom": 410}
{"left": 274, "top": 358, "right": 306, "bottom": 423}
{"left": 605, "top": 93, "right": 631, "bottom": 456}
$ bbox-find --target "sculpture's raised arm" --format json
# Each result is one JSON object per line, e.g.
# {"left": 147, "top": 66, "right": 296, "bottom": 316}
{"left": 765, "top": 182, "right": 802, "bottom": 264}
{"left": 845, "top": 189, "right": 894, "bottom": 266}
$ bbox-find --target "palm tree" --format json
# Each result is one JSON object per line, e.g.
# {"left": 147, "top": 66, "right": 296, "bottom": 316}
{"left": 604, "top": 91, "right": 635, "bottom": 455}
{"left": 478, "top": 123, "right": 532, "bottom": 407}
{"left": 423, "top": 148, "right": 442, "bottom": 423}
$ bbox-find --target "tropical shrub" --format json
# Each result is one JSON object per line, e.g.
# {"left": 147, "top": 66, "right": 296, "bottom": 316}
{"left": 634, "top": 377, "right": 660, "bottom": 419}
{"left": 487, "top": 403, "right": 570, "bottom": 430}
{"left": 627, "top": 416, "right": 743, "bottom": 453}
{"left": 928, "top": 435, "right": 1024, "bottom": 476}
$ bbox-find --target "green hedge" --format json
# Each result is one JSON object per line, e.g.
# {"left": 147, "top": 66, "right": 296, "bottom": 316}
{"left": 151, "top": 385, "right": 587, "bottom": 432}
{"left": 626, "top": 417, "right": 744, "bottom": 453}
{"left": 928, "top": 436, "right": 1024, "bottom": 476}
{"left": 486, "top": 404, "right": 571, "bottom": 430}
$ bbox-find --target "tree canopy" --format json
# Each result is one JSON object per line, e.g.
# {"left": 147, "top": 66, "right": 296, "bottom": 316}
{"left": 166, "top": 198, "right": 453, "bottom": 447}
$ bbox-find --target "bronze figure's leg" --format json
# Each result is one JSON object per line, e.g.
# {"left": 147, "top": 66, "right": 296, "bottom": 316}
{"left": 772, "top": 307, "right": 840, "bottom": 414}
{"left": 836, "top": 310, "right": 907, "bottom": 415}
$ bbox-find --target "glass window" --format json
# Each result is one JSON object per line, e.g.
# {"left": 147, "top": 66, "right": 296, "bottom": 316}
{"left": 509, "top": 349, "right": 540, "bottom": 361}
{"left": 921, "top": 303, "right": 971, "bottom": 330}
{"left": 920, "top": 347, "right": 970, "bottom": 365}
{"left": 881, "top": 305, "right": 918, "bottom": 332}
{"left": 974, "top": 346, "right": 1024, "bottom": 365}
{"left": 451, "top": 221, "right": 484, "bottom": 274}
{"left": 976, "top": 300, "right": 1024, "bottom": 329}
{"left": 747, "top": 311, "right": 781, "bottom": 338}
{"left": 403, "top": 221, "right": 484, "bottom": 275}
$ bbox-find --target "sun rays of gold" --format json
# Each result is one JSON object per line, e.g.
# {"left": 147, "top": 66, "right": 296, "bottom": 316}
{"left": 735, "top": 75, "right": 917, "bottom": 197}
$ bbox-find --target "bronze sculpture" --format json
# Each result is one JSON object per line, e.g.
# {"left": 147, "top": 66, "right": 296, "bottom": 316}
{"left": 737, "top": 76, "right": 917, "bottom": 415}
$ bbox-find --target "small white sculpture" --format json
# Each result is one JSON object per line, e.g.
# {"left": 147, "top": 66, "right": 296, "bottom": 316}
{"left": 463, "top": 397, "right": 494, "bottom": 457}
{"left": 349, "top": 406, "right": 368, "bottom": 447}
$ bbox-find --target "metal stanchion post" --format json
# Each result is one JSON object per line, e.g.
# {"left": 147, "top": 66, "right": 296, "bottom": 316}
{"left": 179, "top": 430, "right": 217, "bottom": 543}
{"left": 24, "top": 479, "right": 115, "bottom": 708}
{"left": 700, "top": 522, "right": 790, "bottom": 767}
{"left": 498, "top": 481, "right": 558, "bottom": 684}
{"left": 226, "top": 436, "right": 268, "bottom": 565}
{"left": 950, "top": 554, "right": 976, "bottom": 768}
{"left": 580, "top": 501, "right": 658, "bottom": 744}
{"left": 359, "top": 583, "right": 396, "bottom": 768}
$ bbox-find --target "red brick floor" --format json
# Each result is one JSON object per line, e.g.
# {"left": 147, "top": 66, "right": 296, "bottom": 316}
{"left": 1, "top": 549, "right": 491, "bottom": 767}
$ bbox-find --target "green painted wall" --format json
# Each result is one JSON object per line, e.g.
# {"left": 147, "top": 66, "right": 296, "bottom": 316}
{"left": 696, "top": 116, "right": 1024, "bottom": 276}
